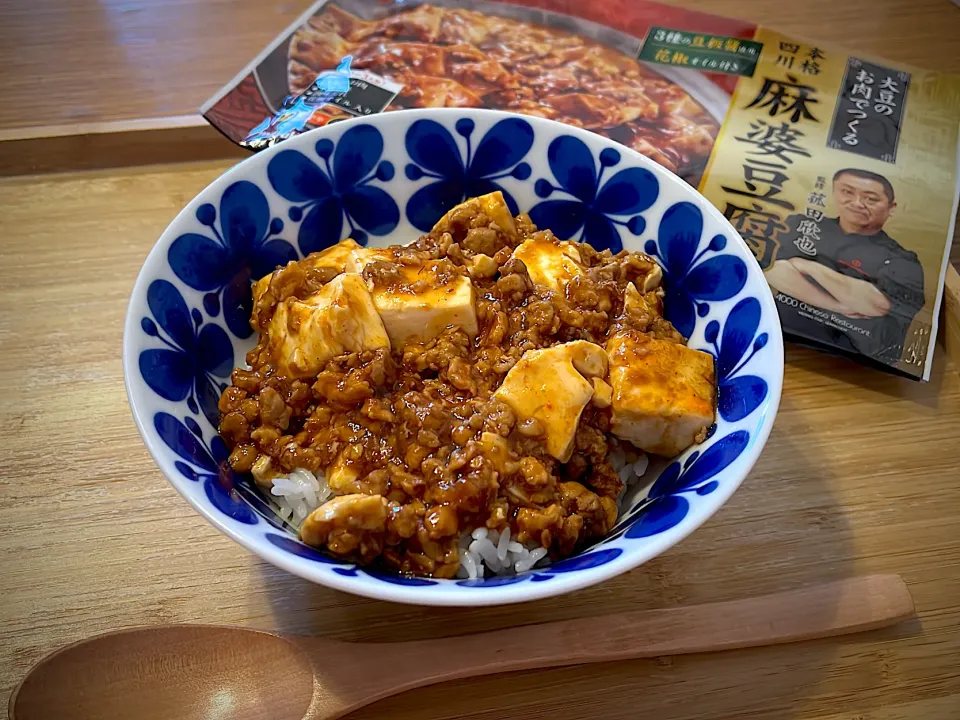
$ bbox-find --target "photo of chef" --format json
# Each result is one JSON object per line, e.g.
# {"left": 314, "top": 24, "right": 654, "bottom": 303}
{"left": 765, "top": 168, "right": 925, "bottom": 365}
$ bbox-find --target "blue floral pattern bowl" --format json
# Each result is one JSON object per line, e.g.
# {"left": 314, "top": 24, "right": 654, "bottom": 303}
{"left": 123, "top": 109, "right": 783, "bottom": 606}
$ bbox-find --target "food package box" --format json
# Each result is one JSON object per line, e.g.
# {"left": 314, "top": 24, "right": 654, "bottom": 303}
{"left": 202, "top": 0, "right": 960, "bottom": 381}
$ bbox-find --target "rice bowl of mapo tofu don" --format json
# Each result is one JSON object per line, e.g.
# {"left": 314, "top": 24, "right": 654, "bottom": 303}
{"left": 124, "top": 109, "right": 782, "bottom": 605}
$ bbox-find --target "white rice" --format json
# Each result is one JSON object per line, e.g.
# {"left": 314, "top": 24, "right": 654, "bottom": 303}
{"left": 455, "top": 526, "right": 550, "bottom": 579}
{"left": 608, "top": 445, "right": 649, "bottom": 501}
{"left": 268, "top": 468, "right": 333, "bottom": 528}
{"left": 265, "top": 447, "right": 651, "bottom": 579}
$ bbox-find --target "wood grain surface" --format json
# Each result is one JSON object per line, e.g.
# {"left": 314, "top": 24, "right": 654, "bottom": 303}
{"left": 1, "top": 0, "right": 957, "bottom": 265}
{"left": 943, "top": 263, "right": 960, "bottom": 369}
{"left": 0, "top": 0, "right": 310, "bottom": 132}
{"left": 1, "top": 158, "right": 960, "bottom": 720}
{"left": 6, "top": 577, "right": 916, "bottom": 720}
{"left": 1, "top": 0, "right": 960, "bottom": 718}
{"left": 1, "top": 0, "right": 959, "bottom": 134}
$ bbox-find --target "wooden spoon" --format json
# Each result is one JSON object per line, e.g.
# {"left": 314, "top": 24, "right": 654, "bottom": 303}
{"left": 10, "top": 574, "right": 913, "bottom": 720}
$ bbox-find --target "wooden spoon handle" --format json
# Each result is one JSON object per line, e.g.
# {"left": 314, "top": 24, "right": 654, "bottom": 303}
{"left": 350, "top": 575, "right": 913, "bottom": 697}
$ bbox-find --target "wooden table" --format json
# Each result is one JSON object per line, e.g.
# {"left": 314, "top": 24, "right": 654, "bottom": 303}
{"left": 2, "top": 2, "right": 960, "bottom": 719}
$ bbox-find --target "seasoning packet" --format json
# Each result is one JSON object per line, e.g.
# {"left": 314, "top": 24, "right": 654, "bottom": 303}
{"left": 240, "top": 56, "right": 402, "bottom": 149}
{"left": 202, "top": 0, "right": 960, "bottom": 380}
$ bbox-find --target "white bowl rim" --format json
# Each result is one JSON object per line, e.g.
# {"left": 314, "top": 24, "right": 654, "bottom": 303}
{"left": 122, "top": 107, "right": 784, "bottom": 606}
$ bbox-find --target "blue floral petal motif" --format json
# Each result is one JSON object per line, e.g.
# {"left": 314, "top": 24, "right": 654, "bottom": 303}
{"left": 196, "top": 374, "right": 225, "bottom": 430}
{"left": 684, "top": 255, "right": 749, "bottom": 302}
{"left": 717, "top": 297, "right": 761, "bottom": 377}
{"left": 661, "top": 275, "right": 702, "bottom": 332}
{"left": 342, "top": 185, "right": 400, "bottom": 236}
{"left": 659, "top": 202, "right": 702, "bottom": 276}
{"left": 626, "top": 496, "right": 689, "bottom": 538}
{"left": 542, "top": 548, "right": 623, "bottom": 572}
{"left": 269, "top": 124, "right": 399, "bottom": 253}
{"left": 468, "top": 117, "right": 536, "bottom": 179}
{"left": 332, "top": 124, "right": 384, "bottom": 191}
{"left": 204, "top": 475, "right": 257, "bottom": 525}
{"left": 175, "top": 461, "right": 200, "bottom": 481}
{"left": 220, "top": 181, "right": 270, "bottom": 255}
{"left": 406, "top": 179, "right": 468, "bottom": 233}
{"left": 644, "top": 202, "right": 747, "bottom": 338}
{"left": 361, "top": 570, "right": 440, "bottom": 586}
{"left": 594, "top": 167, "right": 660, "bottom": 216}
{"left": 704, "top": 297, "right": 769, "bottom": 422}
{"left": 257, "top": 239, "right": 299, "bottom": 277}
{"left": 147, "top": 280, "right": 194, "bottom": 351}
{"left": 232, "top": 478, "right": 287, "bottom": 531}
{"left": 530, "top": 134, "right": 659, "bottom": 252}
{"left": 167, "top": 235, "right": 231, "bottom": 292}
{"left": 650, "top": 430, "right": 750, "bottom": 497}
{"left": 720, "top": 376, "right": 769, "bottom": 422}
{"left": 197, "top": 324, "right": 233, "bottom": 378}
{"left": 139, "top": 349, "right": 193, "bottom": 402}
{"left": 220, "top": 270, "right": 254, "bottom": 341}
{"left": 169, "top": 181, "right": 295, "bottom": 340}
{"left": 268, "top": 149, "right": 333, "bottom": 202}
{"left": 265, "top": 533, "right": 345, "bottom": 564}
{"left": 405, "top": 119, "right": 465, "bottom": 179}
{"left": 154, "top": 412, "right": 217, "bottom": 473}
{"left": 529, "top": 200, "right": 586, "bottom": 241}
{"left": 456, "top": 574, "right": 529, "bottom": 588}
{"left": 298, "top": 196, "right": 344, "bottom": 256}
{"left": 583, "top": 212, "right": 621, "bottom": 254}
{"left": 139, "top": 281, "right": 233, "bottom": 427}
{"left": 404, "top": 117, "right": 534, "bottom": 231}
{"left": 614, "top": 430, "right": 751, "bottom": 540}
{"left": 547, "top": 135, "right": 597, "bottom": 202}
{"left": 172, "top": 434, "right": 255, "bottom": 525}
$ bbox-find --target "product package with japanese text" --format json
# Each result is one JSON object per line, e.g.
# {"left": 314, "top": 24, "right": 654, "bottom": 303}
{"left": 203, "top": 0, "right": 960, "bottom": 379}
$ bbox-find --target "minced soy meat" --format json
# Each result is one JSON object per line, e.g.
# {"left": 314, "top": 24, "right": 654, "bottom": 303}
{"left": 218, "top": 198, "right": 684, "bottom": 578}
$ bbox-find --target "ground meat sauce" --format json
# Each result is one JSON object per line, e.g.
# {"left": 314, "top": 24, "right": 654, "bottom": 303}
{"left": 218, "top": 205, "right": 684, "bottom": 578}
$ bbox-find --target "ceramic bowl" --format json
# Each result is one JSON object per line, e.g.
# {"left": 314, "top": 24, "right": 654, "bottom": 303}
{"left": 123, "top": 108, "right": 783, "bottom": 606}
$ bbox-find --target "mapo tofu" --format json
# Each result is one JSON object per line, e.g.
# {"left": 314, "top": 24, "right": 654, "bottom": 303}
{"left": 219, "top": 192, "right": 716, "bottom": 578}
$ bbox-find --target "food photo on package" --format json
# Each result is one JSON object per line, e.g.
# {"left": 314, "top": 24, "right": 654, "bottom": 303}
{"left": 202, "top": 0, "right": 960, "bottom": 380}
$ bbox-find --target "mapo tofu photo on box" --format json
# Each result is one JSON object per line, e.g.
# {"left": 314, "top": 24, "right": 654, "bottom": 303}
{"left": 201, "top": 0, "right": 960, "bottom": 379}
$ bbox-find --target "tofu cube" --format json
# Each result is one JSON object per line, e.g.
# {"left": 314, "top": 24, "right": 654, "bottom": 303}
{"left": 493, "top": 340, "right": 607, "bottom": 462}
{"left": 511, "top": 236, "right": 586, "bottom": 293}
{"left": 326, "top": 454, "right": 360, "bottom": 493}
{"left": 349, "top": 249, "right": 479, "bottom": 347}
{"left": 302, "top": 238, "right": 362, "bottom": 274}
{"left": 265, "top": 273, "right": 390, "bottom": 378}
{"left": 431, "top": 191, "right": 518, "bottom": 240}
{"left": 252, "top": 274, "right": 271, "bottom": 311}
{"left": 252, "top": 238, "right": 361, "bottom": 309}
{"left": 343, "top": 244, "right": 423, "bottom": 275}
{"left": 300, "top": 494, "right": 388, "bottom": 552}
{"left": 606, "top": 330, "right": 716, "bottom": 457}
{"left": 372, "top": 271, "right": 478, "bottom": 347}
